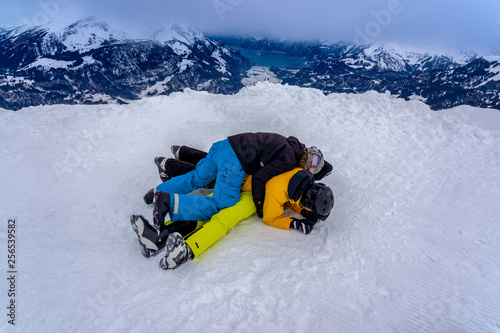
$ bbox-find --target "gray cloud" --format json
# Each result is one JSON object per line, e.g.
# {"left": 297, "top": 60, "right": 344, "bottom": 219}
{"left": 2, "top": 0, "right": 500, "bottom": 53}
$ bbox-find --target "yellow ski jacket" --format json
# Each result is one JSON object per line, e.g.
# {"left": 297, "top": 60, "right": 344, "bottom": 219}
{"left": 260, "top": 167, "right": 304, "bottom": 229}
{"left": 240, "top": 167, "right": 306, "bottom": 229}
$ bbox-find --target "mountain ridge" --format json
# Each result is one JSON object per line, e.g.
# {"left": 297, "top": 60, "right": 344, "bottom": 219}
{"left": 214, "top": 36, "right": 500, "bottom": 110}
{"left": 0, "top": 17, "right": 253, "bottom": 110}
{"left": 1, "top": 19, "right": 499, "bottom": 111}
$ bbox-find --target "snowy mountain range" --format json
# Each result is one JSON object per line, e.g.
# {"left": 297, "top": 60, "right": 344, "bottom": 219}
{"left": 1, "top": 18, "right": 499, "bottom": 111}
{"left": 0, "top": 17, "right": 253, "bottom": 110}
{"left": 217, "top": 36, "right": 500, "bottom": 110}
{"left": 215, "top": 36, "right": 477, "bottom": 73}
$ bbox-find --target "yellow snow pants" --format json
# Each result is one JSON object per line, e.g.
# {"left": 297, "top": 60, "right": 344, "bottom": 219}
{"left": 184, "top": 191, "right": 256, "bottom": 258}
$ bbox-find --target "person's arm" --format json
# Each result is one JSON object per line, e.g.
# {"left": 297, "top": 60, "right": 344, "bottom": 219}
{"left": 288, "top": 202, "right": 303, "bottom": 214}
{"left": 262, "top": 192, "right": 294, "bottom": 229}
{"left": 251, "top": 159, "right": 294, "bottom": 216}
{"left": 260, "top": 172, "right": 299, "bottom": 229}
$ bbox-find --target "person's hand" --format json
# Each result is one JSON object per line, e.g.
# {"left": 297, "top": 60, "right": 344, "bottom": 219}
{"left": 290, "top": 219, "right": 316, "bottom": 234}
{"left": 300, "top": 208, "right": 317, "bottom": 220}
{"left": 256, "top": 200, "right": 264, "bottom": 218}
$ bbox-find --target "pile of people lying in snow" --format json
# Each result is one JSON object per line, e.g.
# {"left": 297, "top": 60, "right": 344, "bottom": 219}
{"left": 130, "top": 132, "right": 335, "bottom": 270}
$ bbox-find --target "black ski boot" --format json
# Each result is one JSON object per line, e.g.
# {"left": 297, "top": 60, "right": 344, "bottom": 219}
{"left": 159, "top": 232, "right": 193, "bottom": 270}
{"left": 154, "top": 157, "right": 170, "bottom": 182}
{"left": 143, "top": 188, "right": 156, "bottom": 205}
{"left": 153, "top": 191, "right": 171, "bottom": 230}
{"left": 171, "top": 145, "right": 181, "bottom": 159}
{"left": 130, "top": 215, "right": 170, "bottom": 258}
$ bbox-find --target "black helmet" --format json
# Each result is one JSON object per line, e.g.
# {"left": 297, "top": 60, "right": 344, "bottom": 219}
{"left": 300, "top": 183, "right": 334, "bottom": 221}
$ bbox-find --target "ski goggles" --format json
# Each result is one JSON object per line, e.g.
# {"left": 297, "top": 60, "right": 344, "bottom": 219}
{"left": 308, "top": 146, "right": 320, "bottom": 174}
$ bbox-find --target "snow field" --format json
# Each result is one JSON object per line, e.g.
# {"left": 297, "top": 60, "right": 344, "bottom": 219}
{"left": 0, "top": 82, "right": 499, "bottom": 332}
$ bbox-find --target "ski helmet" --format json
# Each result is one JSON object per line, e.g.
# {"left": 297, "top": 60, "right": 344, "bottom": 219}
{"left": 305, "top": 146, "right": 324, "bottom": 175}
{"left": 300, "top": 182, "right": 334, "bottom": 221}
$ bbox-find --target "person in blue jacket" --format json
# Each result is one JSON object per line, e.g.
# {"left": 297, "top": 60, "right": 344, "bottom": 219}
{"left": 144, "top": 132, "right": 326, "bottom": 230}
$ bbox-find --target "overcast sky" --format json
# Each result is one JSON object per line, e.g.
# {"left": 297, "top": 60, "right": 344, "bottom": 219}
{"left": 2, "top": 0, "right": 500, "bottom": 53}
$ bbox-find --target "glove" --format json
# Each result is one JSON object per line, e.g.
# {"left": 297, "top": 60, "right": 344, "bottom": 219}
{"left": 153, "top": 191, "right": 171, "bottom": 230}
{"left": 255, "top": 200, "right": 264, "bottom": 218}
{"left": 300, "top": 209, "right": 317, "bottom": 221}
{"left": 143, "top": 188, "right": 156, "bottom": 205}
{"left": 290, "top": 219, "right": 316, "bottom": 235}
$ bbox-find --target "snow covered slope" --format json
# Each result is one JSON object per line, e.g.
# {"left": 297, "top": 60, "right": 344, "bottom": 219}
{"left": 0, "top": 84, "right": 499, "bottom": 332}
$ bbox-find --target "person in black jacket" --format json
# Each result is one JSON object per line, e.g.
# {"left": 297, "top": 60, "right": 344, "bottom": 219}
{"left": 155, "top": 145, "right": 332, "bottom": 187}
{"left": 146, "top": 132, "right": 326, "bottom": 229}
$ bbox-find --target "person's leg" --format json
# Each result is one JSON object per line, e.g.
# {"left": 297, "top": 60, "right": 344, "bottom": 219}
{"left": 185, "top": 191, "right": 256, "bottom": 258}
{"left": 178, "top": 146, "right": 208, "bottom": 165}
{"left": 163, "top": 158, "right": 215, "bottom": 189}
{"left": 158, "top": 191, "right": 256, "bottom": 270}
{"left": 156, "top": 140, "right": 222, "bottom": 194}
{"left": 210, "top": 154, "right": 246, "bottom": 210}
{"left": 131, "top": 214, "right": 202, "bottom": 258}
{"left": 167, "top": 193, "right": 220, "bottom": 221}
{"left": 164, "top": 159, "right": 197, "bottom": 178}
{"left": 166, "top": 140, "right": 246, "bottom": 221}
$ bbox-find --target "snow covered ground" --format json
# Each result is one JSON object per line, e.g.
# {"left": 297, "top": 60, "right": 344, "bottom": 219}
{"left": 1, "top": 83, "right": 499, "bottom": 332}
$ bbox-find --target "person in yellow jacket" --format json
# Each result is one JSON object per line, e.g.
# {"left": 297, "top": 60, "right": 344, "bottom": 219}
{"left": 130, "top": 147, "right": 334, "bottom": 270}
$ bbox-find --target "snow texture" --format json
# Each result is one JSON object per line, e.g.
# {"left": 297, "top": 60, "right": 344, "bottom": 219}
{"left": 56, "top": 17, "right": 128, "bottom": 53}
{"left": 0, "top": 83, "right": 499, "bottom": 332}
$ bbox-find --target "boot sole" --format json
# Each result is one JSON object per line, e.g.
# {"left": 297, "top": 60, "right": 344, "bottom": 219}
{"left": 130, "top": 215, "right": 158, "bottom": 258}
{"left": 159, "top": 233, "right": 186, "bottom": 270}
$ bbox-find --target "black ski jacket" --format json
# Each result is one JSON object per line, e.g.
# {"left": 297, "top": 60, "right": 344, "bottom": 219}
{"left": 228, "top": 132, "right": 306, "bottom": 207}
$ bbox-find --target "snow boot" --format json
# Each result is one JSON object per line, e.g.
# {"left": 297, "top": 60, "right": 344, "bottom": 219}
{"left": 159, "top": 232, "right": 193, "bottom": 270}
{"left": 171, "top": 145, "right": 181, "bottom": 159}
{"left": 143, "top": 188, "right": 156, "bottom": 205}
{"left": 130, "top": 215, "right": 170, "bottom": 258}
{"left": 154, "top": 156, "right": 169, "bottom": 182}
{"left": 153, "top": 191, "right": 171, "bottom": 230}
